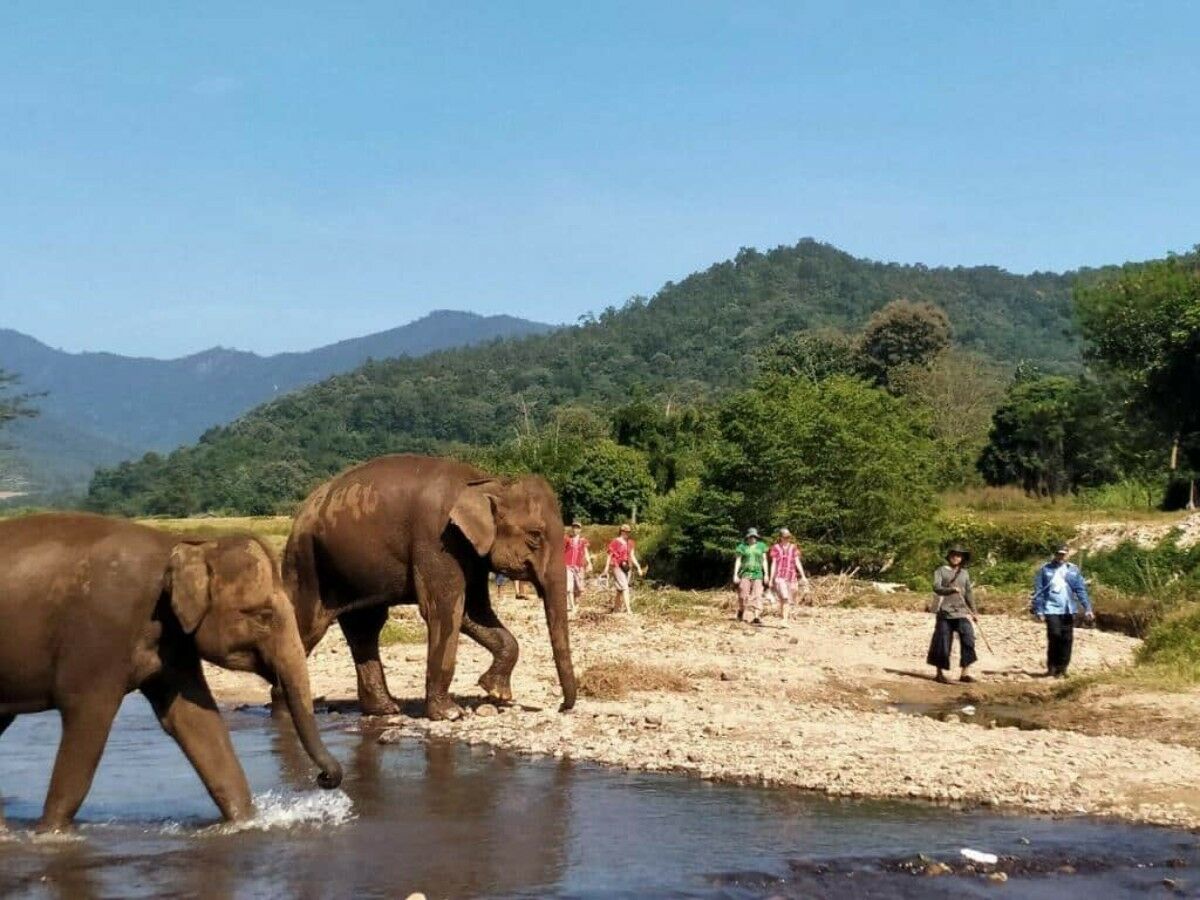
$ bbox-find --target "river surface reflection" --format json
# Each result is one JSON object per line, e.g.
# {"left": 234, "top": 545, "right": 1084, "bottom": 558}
{"left": 1, "top": 697, "right": 1196, "bottom": 898}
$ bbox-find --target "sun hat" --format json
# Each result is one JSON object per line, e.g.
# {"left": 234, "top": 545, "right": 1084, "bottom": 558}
{"left": 619, "top": 523, "right": 632, "bottom": 533}
{"left": 1054, "top": 543, "right": 1070, "bottom": 555}
{"left": 779, "top": 527, "right": 791, "bottom": 537}
{"left": 745, "top": 527, "right": 760, "bottom": 539}
{"left": 571, "top": 519, "right": 583, "bottom": 527}
{"left": 945, "top": 544, "right": 972, "bottom": 565}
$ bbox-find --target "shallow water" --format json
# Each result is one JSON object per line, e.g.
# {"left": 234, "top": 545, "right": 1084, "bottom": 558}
{"left": 1, "top": 698, "right": 1197, "bottom": 899}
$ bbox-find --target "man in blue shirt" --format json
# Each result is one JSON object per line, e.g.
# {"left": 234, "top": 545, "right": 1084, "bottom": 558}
{"left": 1031, "top": 544, "right": 1095, "bottom": 677}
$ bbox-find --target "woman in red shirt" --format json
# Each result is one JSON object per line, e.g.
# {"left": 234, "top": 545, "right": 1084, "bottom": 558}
{"left": 602, "top": 523, "right": 643, "bottom": 613}
{"left": 563, "top": 520, "right": 592, "bottom": 612}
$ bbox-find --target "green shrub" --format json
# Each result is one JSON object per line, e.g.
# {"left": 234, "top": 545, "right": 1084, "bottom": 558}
{"left": 1085, "top": 539, "right": 1200, "bottom": 595}
{"left": 1075, "top": 479, "right": 1164, "bottom": 512}
{"left": 1137, "top": 606, "right": 1200, "bottom": 682}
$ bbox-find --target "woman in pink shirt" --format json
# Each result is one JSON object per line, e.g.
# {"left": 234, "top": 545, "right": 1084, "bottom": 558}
{"left": 767, "top": 527, "right": 808, "bottom": 625}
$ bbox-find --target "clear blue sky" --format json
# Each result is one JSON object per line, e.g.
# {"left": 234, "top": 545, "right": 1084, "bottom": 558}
{"left": 2, "top": 2, "right": 1198, "bottom": 358}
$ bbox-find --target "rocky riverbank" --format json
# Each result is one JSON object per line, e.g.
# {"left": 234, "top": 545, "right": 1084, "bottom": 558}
{"left": 207, "top": 591, "right": 1200, "bottom": 828}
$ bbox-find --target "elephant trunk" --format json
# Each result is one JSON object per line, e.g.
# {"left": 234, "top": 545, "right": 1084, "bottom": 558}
{"left": 538, "top": 553, "right": 577, "bottom": 712}
{"left": 272, "top": 625, "right": 343, "bottom": 789}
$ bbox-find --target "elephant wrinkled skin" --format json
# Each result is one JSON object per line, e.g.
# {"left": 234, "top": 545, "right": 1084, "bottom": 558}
{"left": 283, "top": 454, "right": 576, "bottom": 720}
{"left": 0, "top": 513, "right": 342, "bottom": 831}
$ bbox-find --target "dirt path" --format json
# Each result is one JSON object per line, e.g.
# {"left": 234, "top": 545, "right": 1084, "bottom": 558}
{"left": 207, "top": 593, "right": 1200, "bottom": 828}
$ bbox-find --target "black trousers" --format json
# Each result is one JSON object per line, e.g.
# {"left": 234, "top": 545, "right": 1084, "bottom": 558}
{"left": 927, "top": 615, "right": 978, "bottom": 670}
{"left": 1045, "top": 614, "right": 1075, "bottom": 674}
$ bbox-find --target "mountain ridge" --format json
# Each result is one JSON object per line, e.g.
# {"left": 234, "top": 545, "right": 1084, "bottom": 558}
{"left": 85, "top": 238, "right": 1110, "bottom": 516}
{"left": 1, "top": 310, "right": 554, "bottom": 493}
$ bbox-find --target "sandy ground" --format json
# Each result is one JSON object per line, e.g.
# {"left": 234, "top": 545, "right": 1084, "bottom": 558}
{"left": 207, "top": 591, "right": 1200, "bottom": 829}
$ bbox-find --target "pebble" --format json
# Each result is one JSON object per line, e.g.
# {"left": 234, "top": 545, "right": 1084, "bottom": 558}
{"left": 988, "top": 872, "right": 1009, "bottom": 884}
{"left": 476, "top": 704, "right": 498, "bottom": 717}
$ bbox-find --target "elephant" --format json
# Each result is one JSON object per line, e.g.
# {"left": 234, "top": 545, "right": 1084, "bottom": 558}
{"left": 282, "top": 454, "right": 576, "bottom": 720}
{"left": 0, "top": 513, "right": 342, "bottom": 832}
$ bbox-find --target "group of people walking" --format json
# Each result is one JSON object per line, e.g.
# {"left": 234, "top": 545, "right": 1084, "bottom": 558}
{"left": 559, "top": 519, "right": 1096, "bottom": 681}
{"left": 926, "top": 542, "right": 1094, "bottom": 683}
{"left": 562, "top": 521, "right": 644, "bottom": 614}
{"left": 731, "top": 527, "right": 809, "bottom": 625}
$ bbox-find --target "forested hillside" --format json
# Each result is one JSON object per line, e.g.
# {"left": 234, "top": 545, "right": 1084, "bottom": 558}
{"left": 1, "top": 311, "right": 551, "bottom": 493}
{"left": 87, "top": 239, "right": 1092, "bottom": 515}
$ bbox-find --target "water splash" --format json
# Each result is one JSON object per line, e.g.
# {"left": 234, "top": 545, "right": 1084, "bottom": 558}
{"left": 214, "top": 790, "right": 356, "bottom": 833}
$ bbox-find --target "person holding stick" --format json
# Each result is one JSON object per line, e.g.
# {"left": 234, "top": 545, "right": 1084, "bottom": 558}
{"left": 1031, "top": 544, "right": 1094, "bottom": 677}
{"left": 926, "top": 545, "right": 979, "bottom": 684}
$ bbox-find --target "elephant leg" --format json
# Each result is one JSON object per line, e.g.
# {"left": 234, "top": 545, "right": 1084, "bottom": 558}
{"left": 338, "top": 605, "right": 400, "bottom": 717}
{"left": 38, "top": 693, "right": 123, "bottom": 831}
{"left": 419, "top": 585, "right": 466, "bottom": 721}
{"left": 462, "top": 582, "right": 519, "bottom": 702}
{"left": 142, "top": 672, "right": 254, "bottom": 823}
{"left": 0, "top": 714, "right": 11, "bottom": 828}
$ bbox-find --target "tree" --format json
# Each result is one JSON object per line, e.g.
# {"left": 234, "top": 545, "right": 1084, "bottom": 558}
{"left": 611, "top": 395, "right": 711, "bottom": 493}
{"left": 663, "top": 376, "right": 937, "bottom": 582}
{"left": 860, "top": 299, "right": 952, "bottom": 384}
{"left": 755, "top": 330, "right": 868, "bottom": 382}
{"left": 888, "top": 350, "right": 1008, "bottom": 489}
{"left": 977, "top": 375, "right": 1120, "bottom": 497}
{"left": 0, "top": 369, "right": 38, "bottom": 489}
{"left": 1076, "top": 255, "right": 1200, "bottom": 502}
{"left": 0, "top": 369, "right": 38, "bottom": 431}
{"left": 558, "top": 440, "right": 655, "bottom": 524}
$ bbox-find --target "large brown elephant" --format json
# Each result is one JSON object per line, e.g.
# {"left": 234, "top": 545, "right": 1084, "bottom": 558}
{"left": 0, "top": 513, "right": 342, "bottom": 832}
{"left": 283, "top": 454, "right": 576, "bottom": 720}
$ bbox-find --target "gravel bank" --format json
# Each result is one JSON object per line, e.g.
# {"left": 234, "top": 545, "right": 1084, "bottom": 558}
{"left": 207, "top": 593, "right": 1200, "bottom": 828}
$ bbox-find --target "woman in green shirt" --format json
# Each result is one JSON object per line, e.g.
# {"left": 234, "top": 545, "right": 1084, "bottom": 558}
{"left": 733, "top": 527, "right": 769, "bottom": 625}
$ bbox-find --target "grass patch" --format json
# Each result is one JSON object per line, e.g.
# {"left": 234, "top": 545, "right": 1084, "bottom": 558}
{"left": 1136, "top": 606, "right": 1200, "bottom": 683}
{"left": 632, "top": 587, "right": 717, "bottom": 620}
{"left": 136, "top": 515, "right": 294, "bottom": 552}
{"left": 379, "top": 613, "right": 426, "bottom": 646}
{"left": 579, "top": 659, "right": 691, "bottom": 700}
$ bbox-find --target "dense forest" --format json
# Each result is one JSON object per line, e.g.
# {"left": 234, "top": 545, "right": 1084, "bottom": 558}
{"left": 86, "top": 239, "right": 1096, "bottom": 516}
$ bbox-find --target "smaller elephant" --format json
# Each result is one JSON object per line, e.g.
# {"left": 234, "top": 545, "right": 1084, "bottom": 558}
{"left": 283, "top": 454, "right": 576, "bottom": 720}
{"left": 0, "top": 513, "right": 342, "bottom": 831}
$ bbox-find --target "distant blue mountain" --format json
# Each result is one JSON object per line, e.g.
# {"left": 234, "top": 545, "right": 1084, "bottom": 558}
{"left": 1, "top": 310, "right": 553, "bottom": 493}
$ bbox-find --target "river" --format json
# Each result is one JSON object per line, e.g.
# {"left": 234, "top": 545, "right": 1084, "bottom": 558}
{"left": 1, "top": 698, "right": 1196, "bottom": 898}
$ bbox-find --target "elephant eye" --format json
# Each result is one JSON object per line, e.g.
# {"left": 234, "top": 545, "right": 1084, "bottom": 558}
{"left": 251, "top": 607, "right": 275, "bottom": 626}
{"left": 526, "top": 531, "right": 543, "bottom": 549}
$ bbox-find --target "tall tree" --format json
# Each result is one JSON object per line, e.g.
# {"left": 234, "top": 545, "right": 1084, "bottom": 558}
{"left": 1076, "top": 255, "right": 1200, "bottom": 501}
{"left": 860, "top": 299, "right": 952, "bottom": 385}
{"left": 0, "top": 369, "right": 37, "bottom": 431}
{"left": 977, "top": 374, "right": 1120, "bottom": 497}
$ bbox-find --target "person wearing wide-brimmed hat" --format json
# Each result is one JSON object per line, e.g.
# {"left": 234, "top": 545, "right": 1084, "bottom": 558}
{"left": 768, "top": 527, "right": 808, "bottom": 625}
{"left": 926, "top": 545, "right": 979, "bottom": 683}
{"left": 1031, "top": 544, "right": 1094, "bottom": 677}
{"left": 733, "top": 527, "right": 769, "bottom": 625}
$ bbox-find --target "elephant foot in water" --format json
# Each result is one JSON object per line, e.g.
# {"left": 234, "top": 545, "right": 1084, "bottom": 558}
{"left": 359, "top": 696, "right": 402, "bottom": 718}
{"left": 478, "top": 671, "right": 514, "bottom": 703}
{"left": 426, "top": 695, "right": 465, "bottom": 721}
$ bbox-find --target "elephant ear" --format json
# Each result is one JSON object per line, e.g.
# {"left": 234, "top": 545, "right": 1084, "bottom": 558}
{"left": 169, "top": 542, "right": 213, "bottom": 634}
{"left": 449, "top": 480, "right": 501, "bottom": 556}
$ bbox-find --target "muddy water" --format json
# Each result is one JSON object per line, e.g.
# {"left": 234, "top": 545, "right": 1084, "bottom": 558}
{"left": 2, "top": 699, "right": 1197, "bottom": 899}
